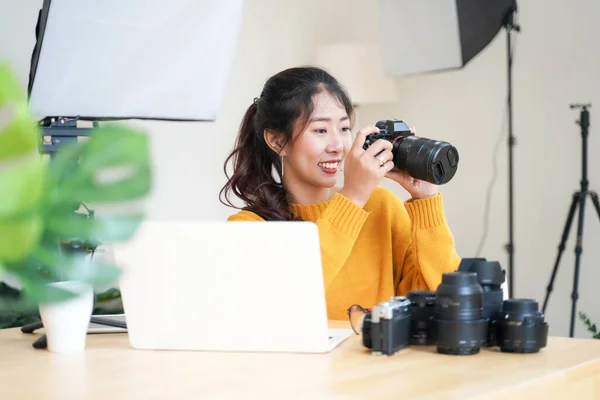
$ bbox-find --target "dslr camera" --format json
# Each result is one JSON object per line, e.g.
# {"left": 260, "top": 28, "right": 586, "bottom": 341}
{"left": 358, "top": 296, "right": 411, "bottom": 356}
{"left": 363, "top": 119, "right": 459, "bottom": 185}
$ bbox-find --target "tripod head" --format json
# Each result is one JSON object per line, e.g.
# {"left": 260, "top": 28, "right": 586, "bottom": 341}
{"left": 570, "top": 103, "right": 591, "bottom": 132}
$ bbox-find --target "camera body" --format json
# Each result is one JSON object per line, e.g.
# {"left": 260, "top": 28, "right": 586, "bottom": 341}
{"left": 362, "top": 120, "right": 413, "bottom": 149}
{"left": 361, "top": 296, "right": 411, "bottom": 356}
{"left": 363, "top": 119, "right": 459, "bottom": 185}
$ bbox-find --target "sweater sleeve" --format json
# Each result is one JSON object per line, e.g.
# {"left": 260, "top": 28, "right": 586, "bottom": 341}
{"left": 226, "top": 194, "right": 370, "bottom": 289}
{"left": 313, "top": 193, "right": 370, "bottom": 289}
{"left": 394, "top": 193, "right": 461, "bottom": 295}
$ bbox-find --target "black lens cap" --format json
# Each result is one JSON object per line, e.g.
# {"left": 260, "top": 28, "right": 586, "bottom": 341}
{"left": 503, "top": 298, "right": 539, "bottom": 314}
{"left": 441, "top": 271, "right": 479, "bottom": 286}
{"left": 447, "top": 147, "right": 459, "bottom": 167}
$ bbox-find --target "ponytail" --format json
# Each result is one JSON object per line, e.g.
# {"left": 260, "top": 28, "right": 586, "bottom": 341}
{"left": 219, "top": 103, "right": 296, "bottom": 221}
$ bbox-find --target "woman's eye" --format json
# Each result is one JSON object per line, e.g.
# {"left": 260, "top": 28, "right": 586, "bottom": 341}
{"left": 342, "top": 127, "right": 351, "bottom": 132}
{"left": 314, "top": 129, "right": 327, "bottom": 134}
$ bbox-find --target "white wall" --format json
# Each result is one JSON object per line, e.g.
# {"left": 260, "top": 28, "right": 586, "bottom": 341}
{"left": 1, "top": 0, "right": 599, "bottom": 338}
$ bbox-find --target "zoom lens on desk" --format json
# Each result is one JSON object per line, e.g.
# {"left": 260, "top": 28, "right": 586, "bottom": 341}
{"left": 434, "top": 272, "right": 487, "bottom": 355}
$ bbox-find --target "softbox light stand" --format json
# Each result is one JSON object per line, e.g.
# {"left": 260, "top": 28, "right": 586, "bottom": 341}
{"left": 18, "top": 0, "right": 245, "bottom": 348}
{"left": 377, "top": 0, "right": 520, "bottom": 298}
{"left": 542, "top": 104, "right": 600, "bottom": 338}
{"left": 503, "top": 4, "right": 520, "bottom": 299}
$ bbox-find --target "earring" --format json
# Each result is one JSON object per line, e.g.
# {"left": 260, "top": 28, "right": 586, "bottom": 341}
{"left": 280, "top": 154, "right": 284, "bottom": 177}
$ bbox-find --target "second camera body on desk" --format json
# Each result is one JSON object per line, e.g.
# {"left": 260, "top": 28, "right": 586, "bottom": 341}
{"left": 354, "top": 258, "right": 549, "bottom": 356}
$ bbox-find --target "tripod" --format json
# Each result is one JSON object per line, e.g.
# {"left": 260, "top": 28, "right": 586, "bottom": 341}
{"left": 542, "top": 103, "right": 600, "bottom": 338}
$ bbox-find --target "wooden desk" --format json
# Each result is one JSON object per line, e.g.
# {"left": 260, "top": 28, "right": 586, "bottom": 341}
{"left": 1, "top": 321, "right": 599, "bottom": 399}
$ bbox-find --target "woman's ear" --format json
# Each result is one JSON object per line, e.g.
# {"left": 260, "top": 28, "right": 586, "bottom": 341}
{"left": 264, "top": 129, "right": 288, "bottom": 156}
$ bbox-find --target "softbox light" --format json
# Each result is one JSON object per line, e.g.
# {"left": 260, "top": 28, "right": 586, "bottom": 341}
{"left": 377, "top": 0, "right": 517, "bottom": 77}
{"left": 27, "top": 0, "right": 244, "bottom": 121}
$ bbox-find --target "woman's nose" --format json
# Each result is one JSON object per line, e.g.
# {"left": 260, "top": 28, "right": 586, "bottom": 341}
{"left": 327, "top": 132, "right": 344, "bottom": 153}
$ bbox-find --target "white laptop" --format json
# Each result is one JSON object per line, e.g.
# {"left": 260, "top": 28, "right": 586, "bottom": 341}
{"left": 111, "top": 220, "right": 353, "bottom": 353}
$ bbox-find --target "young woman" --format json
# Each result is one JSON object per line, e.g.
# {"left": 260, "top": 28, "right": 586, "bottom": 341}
{"left": 219, "top": 66, "right": 461, "bottom": 320}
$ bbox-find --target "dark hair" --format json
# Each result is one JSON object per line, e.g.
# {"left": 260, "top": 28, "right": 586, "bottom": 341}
{"left": 219, "top": 66, "right": 354, "bottom": 221}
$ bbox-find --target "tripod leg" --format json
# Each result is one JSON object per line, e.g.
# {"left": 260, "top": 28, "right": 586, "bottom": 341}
{"left": 569, "top": 192, "right": 587, "bottom": 338}
{"left": 20, "top": 320, "right": 43, "bottom": 334}
{"left": 543, "top": 193, "right": 579, "bottom": 314}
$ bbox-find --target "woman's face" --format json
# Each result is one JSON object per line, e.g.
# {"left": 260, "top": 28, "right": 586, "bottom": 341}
{"left": 282, "top": 91, "right": 353, "bottom": 193}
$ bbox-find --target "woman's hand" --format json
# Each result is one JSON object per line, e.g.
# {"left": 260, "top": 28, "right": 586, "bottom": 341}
{"left": 338, "top": 126, "right": 395, "bottom": 208}
{"left": 385, "top": 170, "right": 439, "bottom": 199}
{"left": 385, "top": 125, "right": 439, "bottom": 200}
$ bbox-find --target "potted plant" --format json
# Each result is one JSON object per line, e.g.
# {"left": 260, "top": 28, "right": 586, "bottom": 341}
{"left": 579, "top": 312, "right": 600, "bottom": 339}
{"left": 0, "top": 62, "right": 152, "bottom": 352}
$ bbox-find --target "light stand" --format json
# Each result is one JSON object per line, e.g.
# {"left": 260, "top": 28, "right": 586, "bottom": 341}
{"left": 542, "top": 104, "right": 600, "bottom": 338}
{"left": 503, "top": 5, "right": 520, "bottom": 299}
{"left": 38, "top": 116, "right": 95, "bottom": 155}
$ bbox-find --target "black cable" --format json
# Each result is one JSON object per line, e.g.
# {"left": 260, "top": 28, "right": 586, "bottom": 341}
{"left": 475, "top": 104, "right": 507, "bottom": 257}
{"left": 475, "top": 35, "right": 518, "bottom": 257}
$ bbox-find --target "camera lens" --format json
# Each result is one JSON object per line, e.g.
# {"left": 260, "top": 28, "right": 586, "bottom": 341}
{"left": 408, "top": 290, "right": 436, "bottom": 345}
{"left": 466, "top": 260, "right": 505, "bottom": 320}
{"left": 392, "top": 136, "right": 459, "bottom": 185}
{"left": 434, "top": 272, "right": 487, "bottom": 355}
{"left": 490, "top": 299, "right": 549, "bottom": 353}
{"left": 458, "top": 258, "right": 506, "bottom": 346}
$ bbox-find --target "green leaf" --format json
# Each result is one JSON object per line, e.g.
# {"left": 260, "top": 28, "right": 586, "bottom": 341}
{"left": 9, "top": 263, "right": 77, "bottom": 305}
{"left": 0, "top": 217, "right": 43, "bottom": 264}
{"left": 20, "top": 278, "right": 78, "bottom": 305}
{"left": 0, "top": 157, "right": 46, "bottom": 263}
{"left": 579, "top": 311, "right": 600, "bottom": 339}
{"left": 45, "top": 211, "right": 144, "bottom": 243}
{"left": 0, "top": 105, "right": 39, "bottom": 160}
{"left": 0, "top": 62, "right": 26, "bottom": 104}
{"left": 30, "top": 245, "right": 121, "bottom": 289}
{"left": 61, "top": 259, "right": 122, "bottom": 289}
{"left": 0, "top": 157, "right": 47, "bottom": 218}
{"left": 48, "top": 124, "right": 151, "bottom": 205}
{"left": 0, "top": 63, "right": 38, "bottom": 160}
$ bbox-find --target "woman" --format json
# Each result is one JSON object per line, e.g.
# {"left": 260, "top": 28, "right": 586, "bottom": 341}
{"left": 219, "top": 66, "right": 461, "bottom": 320}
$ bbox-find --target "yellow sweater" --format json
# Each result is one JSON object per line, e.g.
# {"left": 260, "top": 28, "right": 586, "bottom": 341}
{"left": 227, "top": 187, "right": 461, "bottom": 320}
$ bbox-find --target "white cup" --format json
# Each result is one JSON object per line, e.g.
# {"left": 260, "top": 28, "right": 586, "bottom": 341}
{"left": 39, "top": 281, "right": 94, "bottom": 353}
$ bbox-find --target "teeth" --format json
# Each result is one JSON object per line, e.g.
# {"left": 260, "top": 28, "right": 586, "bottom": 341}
{"left": 319, "top": 162, "right": 339, "bottom": 169}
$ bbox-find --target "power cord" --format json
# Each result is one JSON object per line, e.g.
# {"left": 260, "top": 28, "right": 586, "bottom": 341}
{"left": 475, "top": 34, "right": 518, "bottom": 257}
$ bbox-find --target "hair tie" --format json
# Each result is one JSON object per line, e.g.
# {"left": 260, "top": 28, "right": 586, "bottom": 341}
{"left": 253, "top": 97, "right": 260, "bottom": 104}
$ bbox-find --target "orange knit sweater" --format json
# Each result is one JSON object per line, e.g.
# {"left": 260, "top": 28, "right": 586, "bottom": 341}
{"left": 227, "top": 187, "right": 461, "bottom": 320}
